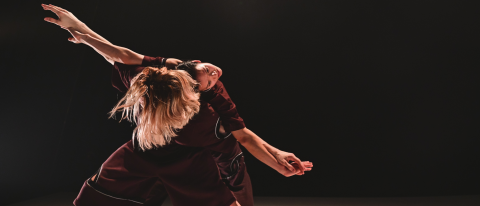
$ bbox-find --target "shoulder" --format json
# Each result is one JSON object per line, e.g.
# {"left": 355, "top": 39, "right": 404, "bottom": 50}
{"left": 211, "top": 80, "right": 227, "bottom": 95}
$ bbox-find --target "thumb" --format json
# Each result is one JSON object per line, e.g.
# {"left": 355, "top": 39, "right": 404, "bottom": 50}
{"left": 68, "top": 37, "right": 80, "bottom": 44}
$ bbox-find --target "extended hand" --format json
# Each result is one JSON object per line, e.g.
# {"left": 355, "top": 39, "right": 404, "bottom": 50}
{"left": 42, "top": 4, "right": 83, "bottom": 30}
{"left": 264, "top": 144, "right": 306, "bottom": 174}
{"left": 278, "top": 161, "right": 313, "bottom": 177}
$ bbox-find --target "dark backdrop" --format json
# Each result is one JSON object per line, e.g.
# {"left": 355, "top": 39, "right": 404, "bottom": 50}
{"left": 1, "top": 0, "right": 479, "bottom": 205}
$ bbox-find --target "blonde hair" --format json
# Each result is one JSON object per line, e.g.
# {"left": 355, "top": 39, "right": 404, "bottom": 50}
{"left": 110, "top": 67, "right": 200, "bottom": 151}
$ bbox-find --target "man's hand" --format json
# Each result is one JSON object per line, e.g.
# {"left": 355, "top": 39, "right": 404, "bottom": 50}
{"left": 42, "top": 4, "right": 83, "bottom": 30}
{"left": 264, "top": 144, "right": 306, "bottom": 174}
{"left": 277, "top": 161, "right": 313, "bottom": 177}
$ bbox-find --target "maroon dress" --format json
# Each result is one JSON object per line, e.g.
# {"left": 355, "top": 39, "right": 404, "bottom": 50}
{"left": 142, "top": 56, "right": 253, "bottom": 206}
{"left": 73, "top": 67, "right": 236, "bottom": 205}
{"left": 74, "top": 57, "right": 253, "bottom": 206}
{"left": 113, "top": 56, "right": 254, "bottom": 206}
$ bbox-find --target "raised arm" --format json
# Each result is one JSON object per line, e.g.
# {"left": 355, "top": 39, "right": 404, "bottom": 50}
{"left": 232, "top": 128, "right": 312, "bottom": 177}
{"left": 42, "top": 4, "right": 144, "bottom": 65}
{"left": 66, "top": 28, "right": 143, "bottom": 65}
{"left": 42, "top": 4, "right": 111, "bottom": 45}
{"left": 42, "top": 4, "right": 183, "bottom": 67}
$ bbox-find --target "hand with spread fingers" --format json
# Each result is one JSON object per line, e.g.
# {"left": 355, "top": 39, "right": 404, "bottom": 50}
{"left": 42, "top": 4, "right": 83, "bottom": 30}
{"left": 42, "top": 3, "right": 113, "bottom": 46}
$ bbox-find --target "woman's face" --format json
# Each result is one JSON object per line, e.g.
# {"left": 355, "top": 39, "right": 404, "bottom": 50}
{"left": 194, "top": 63, "right": 223, "bottom": 91}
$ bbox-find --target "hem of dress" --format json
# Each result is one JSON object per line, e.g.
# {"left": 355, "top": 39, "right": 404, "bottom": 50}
{"left": 86, "top": 180, "right": 145, "bottom": 204}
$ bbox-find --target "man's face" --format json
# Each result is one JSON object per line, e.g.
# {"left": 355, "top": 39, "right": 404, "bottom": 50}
{"left": 194, "top": 63, "right": 223, "bottom": 92}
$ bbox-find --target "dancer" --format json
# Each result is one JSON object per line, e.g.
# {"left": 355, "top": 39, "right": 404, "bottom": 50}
{"left": 76, "top": 66, "right": 244, "bottom": 206}
{"left": 42, "top": 4, "right": 313, "bottom": 206}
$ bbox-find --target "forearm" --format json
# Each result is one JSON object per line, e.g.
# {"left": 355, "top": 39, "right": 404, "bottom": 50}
{"left": 244, "top": 132, "right": 282, "bottom": 156}
{"left": 234, "top": 129, "right": 284, "bottom": 172}
{"left": 81, "top": 34, "right": 143, "bottom": 65}
{"left": 75, "top": 22, "right": 113, "bottom": 45}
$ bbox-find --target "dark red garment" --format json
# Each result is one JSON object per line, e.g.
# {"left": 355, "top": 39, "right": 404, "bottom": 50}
{"left": 81, "top": 58, "right": 254, "bottom": 206}
{"left": 74, "top": 102, "right": 236, "bottom": 206}
{"left": 123, "top": 56, "right": 253, "bottom": 205}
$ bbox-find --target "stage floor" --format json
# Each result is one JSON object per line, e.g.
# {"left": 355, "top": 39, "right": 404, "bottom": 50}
{"left": 7, "top": 193, "right": 480, "bottom": 206}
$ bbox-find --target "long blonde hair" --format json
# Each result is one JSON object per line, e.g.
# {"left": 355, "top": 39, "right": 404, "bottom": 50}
{"left": 110, "top": 67, "right": 200, "bottom": 151}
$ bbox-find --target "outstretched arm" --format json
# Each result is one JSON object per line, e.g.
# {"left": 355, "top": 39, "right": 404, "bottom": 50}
{"left": 42, "top": 4, "right": 112, "bottom": 45}
{"left": 232, "top": 128, "right": 312, "bottom": 177}
{"left": 42, "top": 4, "right": 182, "bottom": 67}
{"left": 43, "top": 4, "right": 143, "bottom": 65}
{"left": 66, "top": 28, "right": 143, "bottom": 65}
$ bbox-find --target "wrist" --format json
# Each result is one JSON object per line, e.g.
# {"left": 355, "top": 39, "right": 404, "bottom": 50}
{"left": 274, "top": 164, "right": 290, "bottom": 176}
{"left": 269, "top": 148, "right": 281, "bottom": 157}
{"left": 75, "top": 22, "right": 88, "bottom": 32}
{"left": 80, "top": 34, "right": 91, "bottom": 44}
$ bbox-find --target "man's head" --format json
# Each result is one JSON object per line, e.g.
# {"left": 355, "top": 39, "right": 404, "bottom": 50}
{"left": 176, "top": 60, "right": 223, "bottom": 92}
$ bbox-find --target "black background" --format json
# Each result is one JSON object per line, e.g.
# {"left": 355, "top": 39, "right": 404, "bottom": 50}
{"left": 1, "top": 0, "right": 479, "bottom": 205}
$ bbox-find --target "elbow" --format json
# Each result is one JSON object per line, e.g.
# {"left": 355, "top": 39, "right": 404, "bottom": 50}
{"left": 120, "top": 49, "right": 143, "bottom": 65}
{"left": 234, "top": 132, "right": 252, "bottom": 145}
{"left": 232, "top": 128, "right": 253, "bottom": 145}
{"left": 237, "top": 136, "right": 249, "bottom": 145}
{"left": 118, "top": 50, "right": 133, "bottom": 65}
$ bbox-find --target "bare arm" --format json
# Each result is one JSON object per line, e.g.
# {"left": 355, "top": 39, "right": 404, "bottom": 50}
{"left": 66, "top": 28, "right": 143, "bottom": 65}
{"left": 43, "top": 4, "right": 111, "bottom": 45}
{"left": 43, "top": 4, "right": 183, "bottom": 68}
{"left": 42, "top": 4, "right": 169, "bottom": 66}
{"left": 232, "top": 128, "right": 312, "bottom": 177}
{"left": 43, "top": 4, "right": 143, "bottom": 65}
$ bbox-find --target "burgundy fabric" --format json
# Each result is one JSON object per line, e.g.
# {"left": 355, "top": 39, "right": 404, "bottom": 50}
{"left": 141, "top": 56, "right": 164, "bottom": 67}
{"left": 200, "top": 80, "right": 245, "bottom": 132}
{"left": 143, "top": 179, "right": 169, "bottom": 206}
{"left": 74, "top": 181, "right": 142, "bottom": 206}
{"left": 75, "top": 138, "right": 236, "bottom": 206}
{"left": 108, "top": 58, "right": 253, "bottom": 206}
